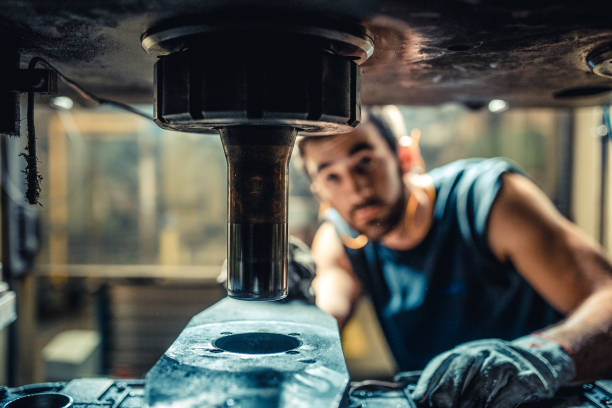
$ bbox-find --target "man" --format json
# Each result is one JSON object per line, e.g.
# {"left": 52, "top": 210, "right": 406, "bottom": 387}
{"left": 297, "top": 107, "right": 612, "bottom": 407}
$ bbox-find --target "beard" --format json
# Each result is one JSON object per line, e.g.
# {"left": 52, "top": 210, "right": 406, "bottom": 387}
{"left": 351, "top": 187, "right": 407, "bottom": 241}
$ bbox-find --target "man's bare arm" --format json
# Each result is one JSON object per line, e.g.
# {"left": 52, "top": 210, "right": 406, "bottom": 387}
{"left": 489, "top": 172, "right": 612, "bottom": 380}
{"left": 311, "top": 221, "right": 363, "bottom": 328}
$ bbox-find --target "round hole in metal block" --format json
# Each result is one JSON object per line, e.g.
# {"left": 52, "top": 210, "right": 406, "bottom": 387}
{"left": 214, "top": 332, "right": 301, "bottom": 354}
{"left": 5, "top": 393, "right": 73, "bottom": 408}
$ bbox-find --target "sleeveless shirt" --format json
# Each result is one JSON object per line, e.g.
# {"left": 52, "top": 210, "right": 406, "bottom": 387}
{"left": 325, "top": 158, "right": 561, "bottom": 370}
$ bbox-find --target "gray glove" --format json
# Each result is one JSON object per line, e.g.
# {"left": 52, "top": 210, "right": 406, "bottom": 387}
{"left": 282, "top": 236, "right": 317, "bottom": 304}
{"left": 412, "top": 335, "right": 576, "bottom": 408}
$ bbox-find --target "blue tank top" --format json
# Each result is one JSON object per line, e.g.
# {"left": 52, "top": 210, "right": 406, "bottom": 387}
{"left": 326, "top": 158, "right": 561, "bottom": 370}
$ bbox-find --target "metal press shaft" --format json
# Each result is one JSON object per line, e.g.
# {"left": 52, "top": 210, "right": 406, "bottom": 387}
{"left": 220, "top": 126, "right": 297, "bottom": 300}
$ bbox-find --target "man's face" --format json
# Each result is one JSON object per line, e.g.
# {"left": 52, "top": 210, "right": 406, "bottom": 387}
{"left": 303, "top": 123, "right": 405, "bottom": 240}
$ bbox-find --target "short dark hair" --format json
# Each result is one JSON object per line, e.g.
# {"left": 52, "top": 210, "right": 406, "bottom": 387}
{"left": 296, "top": 107, "right": 400, "bottom": 179}
{"left": 365, "top": 107, "right": 399, "bottom": 154}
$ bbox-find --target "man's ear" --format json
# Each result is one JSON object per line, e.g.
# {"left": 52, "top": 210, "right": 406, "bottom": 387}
{"left": 398, "top": 130, "right": 425, "bottom": 174}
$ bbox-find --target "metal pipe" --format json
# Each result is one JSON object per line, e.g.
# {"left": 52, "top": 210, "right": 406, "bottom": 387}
{"left": 220, "top": 126, "right": 297, "bottom": 300}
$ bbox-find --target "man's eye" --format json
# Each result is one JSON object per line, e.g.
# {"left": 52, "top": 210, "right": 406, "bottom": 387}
{"left": 359, "top": 157, "right": 372, "bottom": 167}
{"left": 355, "top": 157, "right": 373, "bottom": 173}
{"left": 326, "top": 173, "right": 340, "bottom": 183}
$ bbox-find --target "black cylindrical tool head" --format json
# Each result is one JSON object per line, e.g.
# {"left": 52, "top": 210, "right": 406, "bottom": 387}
{"left": 221, "top": 126, "right": 297, "bottom": 300}
{"left": 149, "top": 21, "right": 366, "bottom": 135}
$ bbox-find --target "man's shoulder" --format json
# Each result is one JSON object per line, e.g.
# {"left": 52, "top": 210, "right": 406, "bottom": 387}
{"left": 428, "top": 157, "right": 521, "bottom": 187}
{"left": 428, "top": 157, "right": 524, "bottom": 254}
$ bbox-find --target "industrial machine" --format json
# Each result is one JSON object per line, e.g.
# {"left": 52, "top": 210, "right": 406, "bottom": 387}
{"left": 2, "top": 299, "right": 612, "bottom": 407}
{"left": 141, "top": 13, "right": 370, "bottom": 300}
{"left": 1, "top": 1, "right": 612, "bottom": 407}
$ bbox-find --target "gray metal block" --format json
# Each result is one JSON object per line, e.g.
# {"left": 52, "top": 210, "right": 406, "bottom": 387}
{"left": 145, "top": 298, "right": 349, "bottom": 408}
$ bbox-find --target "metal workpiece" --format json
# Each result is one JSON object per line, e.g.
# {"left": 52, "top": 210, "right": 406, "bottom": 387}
{"left": 145, "top": 298, "right": 350, "bottom": 408}
{"left": 0, "top": 378, "right": 146, "bottom": 407}
{"left": 0, "top": 377, "right": 606, "bottom": 407}
{"left": 3, "top": 393, "right": 73, "bottom": 408}
{"left": 221, "top": 127, "right": 296, "bottom": 300}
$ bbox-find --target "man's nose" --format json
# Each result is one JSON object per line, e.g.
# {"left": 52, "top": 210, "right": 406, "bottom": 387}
{"left": 346, "top": 171, "right": 373, "bottom": 200}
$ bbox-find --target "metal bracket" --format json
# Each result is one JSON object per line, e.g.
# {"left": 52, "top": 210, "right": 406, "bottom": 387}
{"left": 1, "top": 68, "right": 57, "bottom": 94}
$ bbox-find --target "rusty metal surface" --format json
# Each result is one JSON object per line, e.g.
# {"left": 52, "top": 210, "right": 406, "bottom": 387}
{"left": 361, "top": 2, "right": 612, "bottom": 107}
{"left": 0, "top": 1, "right": 611, "bottom": 107}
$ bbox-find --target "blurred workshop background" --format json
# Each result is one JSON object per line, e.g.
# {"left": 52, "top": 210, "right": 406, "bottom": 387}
{"left": 1, "top": 100, "right": 610, "bottom": 385}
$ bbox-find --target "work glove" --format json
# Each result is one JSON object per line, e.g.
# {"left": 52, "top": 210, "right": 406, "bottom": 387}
{"left": 282, "top": 236, "right": 317, "bottom": 304}
{"left": 217, "top": 236, "right": 317, "bottom": 303}
{"left": 411, "top": 335, "right": 576, "bottom": 408}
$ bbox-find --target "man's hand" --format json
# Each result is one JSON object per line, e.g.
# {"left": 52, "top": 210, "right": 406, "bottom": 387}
{"left": 283, "top": 236, "right": 317, "bottom": 303}
{"left": 411, "top": 335, "right": 576, "bottom": 408}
